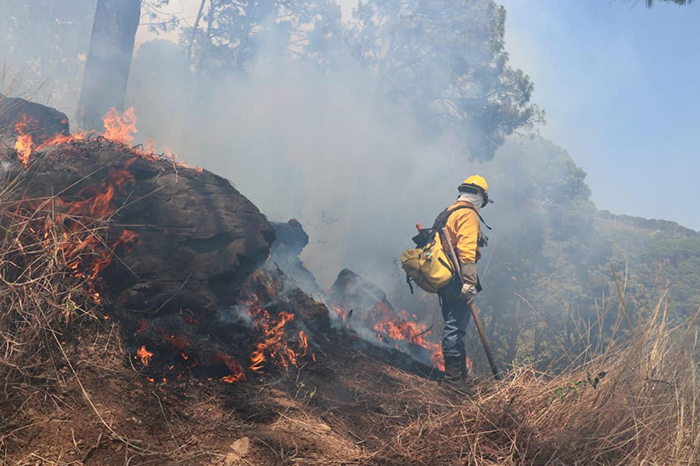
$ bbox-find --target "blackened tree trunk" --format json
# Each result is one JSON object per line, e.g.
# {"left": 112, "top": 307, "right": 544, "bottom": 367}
{"left": 78, "top": 0, "right": 140, "bottom": 130}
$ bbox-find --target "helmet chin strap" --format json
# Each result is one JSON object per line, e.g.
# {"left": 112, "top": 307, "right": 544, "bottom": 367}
{"left": 457, "top": 192, "right": 483, "bottom": 211}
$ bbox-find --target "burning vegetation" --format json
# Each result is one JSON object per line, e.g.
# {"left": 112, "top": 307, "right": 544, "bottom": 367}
{"left": 0, "top": 99, "right": 698, "bottom": 466}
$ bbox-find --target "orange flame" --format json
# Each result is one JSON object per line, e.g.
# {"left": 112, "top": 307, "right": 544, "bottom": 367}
{"left": 45, "top": 164, "right": 139, "bottom": 291}
{"left": 249, "top": 310, "right": 297, "bottom": 372}
{"left": 136, "top": 345, "right": 153, "bottom": 366}
{"left": 103, "top": 107, "right": 137, "bottom": 144}
{"left": 332, "top": 306, "right": 350, "bottom": 322}
{"left": 13, "top": 114, "right": 35, "bottom": 167}
{"left": 12, "top": 107, "right": 201, "bottom": 178}
{"left": 238, "top": 274, "right": 314, "bottom": 373}
{"left": 216, "top": 352, "right": 246, "bottom": 383}
{"left": 358, "top": 302, "right": 449, "bottom": 371}
{"left": 298, "top": 331, "right": 309, "bottom": 357}
{"left": 11, "top": 107, "right": 138, "bottom": 169}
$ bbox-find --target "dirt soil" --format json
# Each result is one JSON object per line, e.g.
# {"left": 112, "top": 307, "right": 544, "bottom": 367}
{"left": 0, "top": 304, "right": 478, "bottom": 466}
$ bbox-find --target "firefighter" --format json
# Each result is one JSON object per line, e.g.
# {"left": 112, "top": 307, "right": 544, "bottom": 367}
{"left": 439, "top": 175, "right": 490, "bottom": 393}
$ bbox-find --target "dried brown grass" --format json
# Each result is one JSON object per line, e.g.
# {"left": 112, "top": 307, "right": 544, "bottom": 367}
{"left": 0, "top": 125, "right": 209, "bottom": 465}
{"left": 1, "top": 89, "right": 698, "bottom": 464}
{"left": 0, "top": 168, "right": 103, "bottom": 402}
{"left": 372, "top": 298, "right": 700, "bottom": 466}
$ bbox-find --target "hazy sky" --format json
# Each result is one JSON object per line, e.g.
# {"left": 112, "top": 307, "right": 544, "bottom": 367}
{"left": 335, "top": 0, "right": 700, "bottom": 231}
{"left": 141, "top": 0, "right": 700, "bottom": 231}
{"left": 497, "top": 0, "right": 700, "bottom": 231}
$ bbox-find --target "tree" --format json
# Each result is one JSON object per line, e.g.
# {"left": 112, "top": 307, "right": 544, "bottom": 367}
{"left": 349, "top": 0, "right": 544, "bottom": 160}
{"left": 78, "top": 0, "right": 141, "bottom": 130}
{"left": 645, "top": 0, "right": 693, "bottom": 6}
{"left": 0, "top": 0, "right": 96, "bottom": 110}
{"left": 183, "top": 0, "right": 342, "bottom": 74}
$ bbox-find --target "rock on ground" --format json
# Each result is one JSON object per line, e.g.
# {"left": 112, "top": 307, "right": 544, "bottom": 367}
{"left": 13, "top": 140, "right": 275, "bottom": 313}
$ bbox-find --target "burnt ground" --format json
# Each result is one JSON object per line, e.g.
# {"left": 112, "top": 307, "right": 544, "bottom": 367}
{"left": 0, "top": 303, "right": 478, "bottom": 466}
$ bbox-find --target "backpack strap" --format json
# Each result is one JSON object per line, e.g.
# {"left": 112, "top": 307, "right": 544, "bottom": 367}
{"left": 432, "top": 204, "right": 492, "bottom": 231}
{"left": 477, "top": 211, "right": 492, "bottom": 230}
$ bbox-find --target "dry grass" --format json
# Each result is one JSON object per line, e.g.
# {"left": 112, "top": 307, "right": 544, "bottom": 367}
{"left": 371, "top": 299, "right": 700, "bottom": 466}
{"left": 1, "top": 90, "right": 699, "bottom": 464}
{"left": 0, "top": 165, "right": 103, "bottom": 405}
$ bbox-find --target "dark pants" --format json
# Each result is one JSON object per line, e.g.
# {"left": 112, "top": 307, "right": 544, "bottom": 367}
{"left": 439, "top": 278, "right": 472, "bottom": 361}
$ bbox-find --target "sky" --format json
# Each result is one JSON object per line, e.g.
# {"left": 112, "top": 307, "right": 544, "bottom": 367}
{"left": 333, "top": 0, "right": 700, "bottom": 231}
{"left": 142, "top": 0, "right": 700, "bottom": 231}
{"left": 495, "top": 0, "right": 700, "bottom": 231}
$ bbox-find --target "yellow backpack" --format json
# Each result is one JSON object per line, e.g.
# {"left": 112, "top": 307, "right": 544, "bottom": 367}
{"left": 400, "top": 232, "right": 454, "bottom": 293}
{"left": 400, "top": 205, "right": 476, "bottom": 294}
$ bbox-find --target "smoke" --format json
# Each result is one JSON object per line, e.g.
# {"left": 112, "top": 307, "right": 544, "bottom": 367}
{"left": 0, "top": 0, "right": 96, "bottom": 115}
{"left": 127, "top": 39, "right": 482, "bottom": 295}
{"left": 8, "top": 0, "right": 681, "bottom": 371}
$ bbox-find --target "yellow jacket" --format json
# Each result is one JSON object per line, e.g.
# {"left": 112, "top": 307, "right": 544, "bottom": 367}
{"left": 444, "top": 200, "right": 480, "bottom": 264}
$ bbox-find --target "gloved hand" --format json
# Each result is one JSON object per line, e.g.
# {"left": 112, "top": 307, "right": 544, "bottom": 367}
{"left": 459, "top": 262, "right": 478, "bottom": 302}
{"left": 460, "top": 283, "right": 476, "bottom": 303}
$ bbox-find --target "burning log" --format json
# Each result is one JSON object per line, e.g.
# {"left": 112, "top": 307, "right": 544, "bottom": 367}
{"left": 327, "top": 269, "right": 446, "bottom": 372}
{"left": 329, "top": 268, "right": 391, "bottom": 313}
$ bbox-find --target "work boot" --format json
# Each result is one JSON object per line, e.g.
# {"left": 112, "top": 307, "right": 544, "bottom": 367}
{"left": 441, "top": 357, "right": 473, "bottom": 396}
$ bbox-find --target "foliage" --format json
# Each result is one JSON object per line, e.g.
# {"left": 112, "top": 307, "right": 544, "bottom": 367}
{"left": 348, "top": 0, "right": 544, "bottom": 160}
{"left": 184, "top": 0, "right": 343, "bottom": 73}
{"left": 645, "top": 0, "right": 694, "bottom": 6}
{"left": 546, "top": 371, "right": 607, "bottom": 403}
{"left": 179, "top": 0, "right": 542, "bottom": 159}
{"left": 468, "top": 136, "right": 700, "bottom": 373}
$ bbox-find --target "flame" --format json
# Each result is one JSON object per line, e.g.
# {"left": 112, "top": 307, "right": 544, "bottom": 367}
{"left": 216, "top": 352, "right": 246, "bottom": 383}
{"left": 333, "top": 300, "right": 451, "bottom": 372}
{"left": 13, "top": 114, "right": 35, "bottom": 167}
{"left": 370, "top": 303, "right": 447, "bottom": 371}
{"left": 332, "top": 306, "right": 350, "bottom": 322}
{"left": 298, "top": 331, "right": 309, "bottom": 357}
{"left": 103, "top": 107, "right": 137, "bottom": 144}
{"left": 11, "top": 107, "right": 138, "bottom": 170}
{"left": 35, "top": 131, "right": 88, "bottom": 152}
{"left": 12, "top": 108, "right": 201, "bottom": 178}
{"left": 42, "top": 163, "right": 139, "bottom": 294}
{"left": 114, "top": 229, "right": 139, "bottom": 255}
{"left": 249, "top": 310, "right": 297, "bottom": 372}
{"left": 9, "top": 153, "right": 141, "bottom": 303}
{"left": 136, "top": 345, "right": 153, "bottom": 366}
{"left": 236, "top": 274, "right": 314, "bottom": 373}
